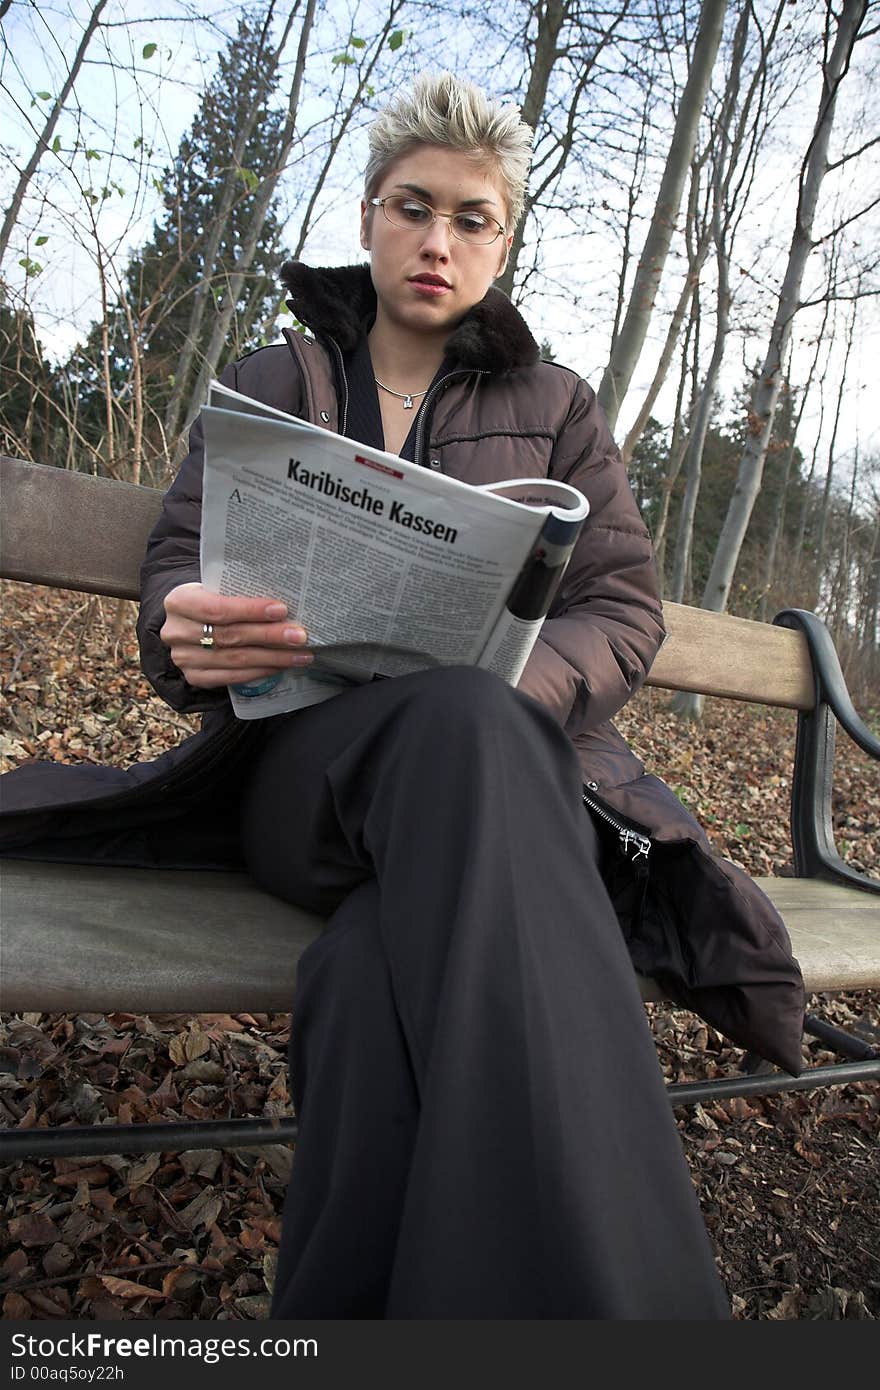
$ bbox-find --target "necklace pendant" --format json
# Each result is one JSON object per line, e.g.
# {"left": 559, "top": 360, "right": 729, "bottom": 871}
{"left": 403, "top": 394, "right": 414, "bottom": 409}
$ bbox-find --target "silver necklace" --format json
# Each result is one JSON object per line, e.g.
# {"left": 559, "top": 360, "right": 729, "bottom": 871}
{"left": 374, "top": 376, "right": 430, "bottom": 410}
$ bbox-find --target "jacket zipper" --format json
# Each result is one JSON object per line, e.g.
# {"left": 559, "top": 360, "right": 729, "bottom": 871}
{"left": 414, "top": 368, "right": 488, "bottom": 467}
{"left": 582, "top": 783, "right": 651, "bottom": 861}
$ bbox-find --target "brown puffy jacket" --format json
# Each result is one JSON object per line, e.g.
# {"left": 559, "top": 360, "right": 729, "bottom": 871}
{"left": 3, "top": 262, "right": 806, "bottom": 1071}
{"left": 138, "top": 262, "right": 667, "bottom": 743}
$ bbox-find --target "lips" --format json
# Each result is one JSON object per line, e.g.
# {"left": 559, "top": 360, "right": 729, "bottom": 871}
{"left": 407, "top": 273, "right": 452, "bottom": 298}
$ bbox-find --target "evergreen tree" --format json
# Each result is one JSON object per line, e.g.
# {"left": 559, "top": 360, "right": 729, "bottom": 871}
{"left": 627, "top": 415, "right": 669, "bottom": 534}
{"left": 0, "top": 294, "right": 61, "bottom": 465}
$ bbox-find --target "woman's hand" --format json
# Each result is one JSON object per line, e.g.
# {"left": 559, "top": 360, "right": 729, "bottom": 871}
{"left": 160, "top": 582, "right": 313, "bottom": 689}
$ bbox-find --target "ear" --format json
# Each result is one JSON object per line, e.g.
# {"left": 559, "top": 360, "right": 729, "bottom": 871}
{"left": 360, "top": 198, "right": 371, "bottom": 251}
{"left": 495, "top": 232, "right": 513, "bottom": 279}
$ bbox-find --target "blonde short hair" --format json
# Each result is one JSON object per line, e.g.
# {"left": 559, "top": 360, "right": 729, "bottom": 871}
{"left": 364, "top": 72, "right": 533, "bottom": 229}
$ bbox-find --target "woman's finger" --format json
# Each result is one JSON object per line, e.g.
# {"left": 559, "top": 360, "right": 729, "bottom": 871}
{"left": 161, "top": 611, "right": 308, "bottom": 650}
{"left": 161, "top": 615, "right": 308, "bottom": 652}
{"left": 164, "top": 582, "right": 288, "bottom": 626}
{"left": 188, "top": 619, "right": 308, "bottom": 650}
{"left": 170, "top": 643, "right": 314, "bottom": 677}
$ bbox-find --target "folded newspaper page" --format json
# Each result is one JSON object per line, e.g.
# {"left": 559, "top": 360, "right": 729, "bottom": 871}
{"left": 199, "top": 380, "right": 589, "bottom": 719}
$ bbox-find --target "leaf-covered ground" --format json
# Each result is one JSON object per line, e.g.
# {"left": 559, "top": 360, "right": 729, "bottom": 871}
{"left": 1, "top": 582, "right": 878, "bottom": 1321}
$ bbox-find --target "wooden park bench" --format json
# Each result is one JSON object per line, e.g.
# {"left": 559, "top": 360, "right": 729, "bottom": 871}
{"left": 1, "top": 455, "right": 878, "bottom": 1162}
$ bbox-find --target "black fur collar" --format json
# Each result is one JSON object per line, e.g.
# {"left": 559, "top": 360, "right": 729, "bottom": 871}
{"left": 279, "top": 261, "right": 540, "bottom": 373}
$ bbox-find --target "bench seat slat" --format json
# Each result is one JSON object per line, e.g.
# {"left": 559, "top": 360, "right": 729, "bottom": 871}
{"left": 754, "top": 876, "right": 880, "bottom": 991}
{"left": 2, "top": 861, "right": 876, "bottom": 1016}
{"left": 0, "top": 860, "right": 322, "bottom": 1014}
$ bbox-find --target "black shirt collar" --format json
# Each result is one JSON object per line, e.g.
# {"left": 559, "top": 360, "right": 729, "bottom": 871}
{"left": 343, "top": 332, "right": 452, "bottom": 464}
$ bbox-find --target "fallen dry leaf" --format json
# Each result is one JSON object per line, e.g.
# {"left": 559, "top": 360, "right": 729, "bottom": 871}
{"left": 2, "top": 1292, "right": 33, "bottom": 1319}
{"left": 99, "top": 1275, "right": 165, "bottom": 1301}
{"left": 8, "top": 1213, "right": 60, "bottom": 1247}
{"left": 169, "top": 1025, "right": 211, "bottom": 1067}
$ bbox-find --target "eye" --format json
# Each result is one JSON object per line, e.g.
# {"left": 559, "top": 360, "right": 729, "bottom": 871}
{"left": 396, "top": 198, "right": 432, "bottom": 223}
{"left": 453, "top": 211, "right": 492, "bottom": 237}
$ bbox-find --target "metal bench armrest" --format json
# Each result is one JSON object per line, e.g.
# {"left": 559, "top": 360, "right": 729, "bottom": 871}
{"left": 773, "top": 608, "right": 879, "bottom": 893}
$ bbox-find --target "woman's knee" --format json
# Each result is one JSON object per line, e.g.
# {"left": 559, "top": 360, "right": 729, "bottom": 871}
{"left": 390, "top": 667, "right": 578, "bottom": 787}
{"left": 394, "top": 665, "right": 546, "bottom": 737}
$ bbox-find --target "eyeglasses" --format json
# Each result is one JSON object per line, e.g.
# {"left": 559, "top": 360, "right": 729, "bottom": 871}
{"left": 369, "top": 195, "right": 506, "bottom": 246}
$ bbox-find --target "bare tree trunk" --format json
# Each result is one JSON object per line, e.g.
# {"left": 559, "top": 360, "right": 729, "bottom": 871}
{"left": 496, "top": 1, "right": 630, "bottom": 300}
{"left": 698, "top": 0, "right": 868, "bottom": 621}
{"left": 163, "top": 0, "right": 300, "bottom": 441}
{"left": 670, "top": 0, "right": 755, "bottom": 608}
{"left": 620, "top": 221, "right": 708, "bottom": 467}
{"left": 626, "top": 0, "right": 788, "bottom": 469}
{"left": 793, "top": 333, "right": 832, "bottom": 593}
{"left": 653, "top": 294, "right": 700, "bottom": 578}
{"left": 827, "top": 441, "right": 859, "bottom": 644}
{"left": 184, "top": 0, "right": 318, "bottom": 429}
{"left": 670, "top": 238, "right": 729, "bottom": 605}
{"left": 597, "top": 0, "right": 726, "bottom": 429}
{"left": 608, "top": 87, "right": 652, "bottom": 355}
{"left": 96, "top": 247, "right": 116, "bottom": 478}
{"left": 0, "top": 0, "right": 108, "bottom": 264}
{"left": 815, "top": 290, "right": 859, "bottom": 595}
{"left": 757, "top": 310, "right": 828, "bottom": 620}
{"left": 238, "top": 268, "right": 276, "bottom": 351}
{"left": 860, "top": 509, "right": 879, "bottom": 686}
{"left": 495, "top": 0, "right": 571, "bottom": 300}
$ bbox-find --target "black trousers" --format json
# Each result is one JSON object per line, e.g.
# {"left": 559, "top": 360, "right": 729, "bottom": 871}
{"left": 240, "top": 666, "right": 729, "bottom": 1319}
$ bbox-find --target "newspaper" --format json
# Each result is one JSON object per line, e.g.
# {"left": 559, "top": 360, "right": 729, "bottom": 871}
{"left": 199, "top": 380, "right": 589, "bottom": 719}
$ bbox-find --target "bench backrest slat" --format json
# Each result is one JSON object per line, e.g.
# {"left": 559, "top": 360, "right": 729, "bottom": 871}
{"left": 0, "top": 456, "right": 815, "bottom": 710}
{"left": 649, "top": 602, "right": 813, "bottom": 709}
{"left": 0, "top": 456, "right": 162, "bottom": 600}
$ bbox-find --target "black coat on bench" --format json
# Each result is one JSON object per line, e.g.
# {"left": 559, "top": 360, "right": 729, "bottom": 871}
{"left": 0, "top": 263, "right": 805, "bottom": 1074}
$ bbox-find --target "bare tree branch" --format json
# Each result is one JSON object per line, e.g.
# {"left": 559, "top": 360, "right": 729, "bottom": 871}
{"left": 0, "top": 0, "right": 108, "bottom": 265}
{"left": 825, "top": 132, "right": 880, "bottom": 171}
{"left": 799, "top": 286, "right": 880, "bottom": 309}
{"left": 813, "top": 193, "right": 880, "bottom": 245}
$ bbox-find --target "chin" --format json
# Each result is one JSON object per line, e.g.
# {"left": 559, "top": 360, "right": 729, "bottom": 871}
{"left": 394, "top": 301, "right": 461, "bottom": 334}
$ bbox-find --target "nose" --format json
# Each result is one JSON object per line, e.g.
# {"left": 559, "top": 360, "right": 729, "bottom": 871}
{"left": 419, "top": 213, "right": 453, "bottom": 259}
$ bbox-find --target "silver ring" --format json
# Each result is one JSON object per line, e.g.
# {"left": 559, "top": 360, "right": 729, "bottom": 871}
{"left": 199, "top": 623, "right": 215, "bottom": 649}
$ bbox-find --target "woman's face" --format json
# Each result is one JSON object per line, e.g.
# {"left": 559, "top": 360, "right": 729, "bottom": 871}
{"left": 361, "top": 144, "right": 513, "bottom": 342}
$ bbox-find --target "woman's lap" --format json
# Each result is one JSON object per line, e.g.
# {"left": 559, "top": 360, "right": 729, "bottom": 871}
{"left": 239, "top": 663, "right": 594, "bottom": 913}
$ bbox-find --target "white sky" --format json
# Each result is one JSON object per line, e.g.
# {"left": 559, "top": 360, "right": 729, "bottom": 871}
{"left": 2, "top": 0, "right": 878, "bottom": 496}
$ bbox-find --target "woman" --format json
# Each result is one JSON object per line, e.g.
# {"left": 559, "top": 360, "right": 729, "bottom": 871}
{"left": 1, "top": 74, "right": 803, "bottom": 1318}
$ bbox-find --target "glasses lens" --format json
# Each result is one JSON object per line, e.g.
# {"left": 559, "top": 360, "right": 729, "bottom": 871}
{"left": 384, "top": 197, "right": 434, "bottom": 229}
{"left": 451, "top": 211, "right": 498, "bottom": 243}
{"left": 382, "top": 196, "right": 499, "bottom": 244}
